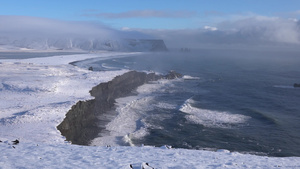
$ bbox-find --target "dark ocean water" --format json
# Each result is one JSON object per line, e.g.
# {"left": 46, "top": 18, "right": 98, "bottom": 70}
{"left": 75, "top": 49, "right": 300, "bottom": 157}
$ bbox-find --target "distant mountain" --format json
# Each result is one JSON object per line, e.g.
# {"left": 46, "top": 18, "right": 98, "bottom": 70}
{"left": 0, "top": 16, "right": 168, "bottom": 52}
{"left": 0, "top": 37, "right": 168, "bottom": 52}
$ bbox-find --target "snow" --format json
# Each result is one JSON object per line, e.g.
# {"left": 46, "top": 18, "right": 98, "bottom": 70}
{"left": 0, "top": 52, "right": 299, "bottom": 168}
{"left": 0, "top": 52, "right": 136, "bottom": 144}
{"left": 0, "top": 142, "right": 299, "bottom": 169}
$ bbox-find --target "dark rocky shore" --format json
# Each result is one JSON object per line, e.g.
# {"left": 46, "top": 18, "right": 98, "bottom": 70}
{"left": 57, "top": 71, "right": 182, "bottom": 145}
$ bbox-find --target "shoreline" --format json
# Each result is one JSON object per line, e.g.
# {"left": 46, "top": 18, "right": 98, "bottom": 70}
{"left": 0, "top": 50, "right": 87, "bottom": 59}
{"left": 0, "top": 52, "right": 300, "bottom": 168}
{"left": 57, "top": 70, "right": 182, "bottom": 145}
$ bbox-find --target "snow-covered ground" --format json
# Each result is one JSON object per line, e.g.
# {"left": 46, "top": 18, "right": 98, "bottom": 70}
{"left": 0, "top": 52, "right": 299, "bottom": 168}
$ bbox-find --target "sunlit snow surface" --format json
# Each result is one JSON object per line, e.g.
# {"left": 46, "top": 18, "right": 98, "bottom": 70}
{"left": 0, "top": 52, "right": 299, "bottom": 168}
{"left": 0, "top": 52, "right": 131, "bottom": 144}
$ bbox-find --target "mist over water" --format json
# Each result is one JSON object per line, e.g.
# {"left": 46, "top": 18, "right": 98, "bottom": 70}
{"left": 75, "top": 48, "right": 300, "bottom": 157}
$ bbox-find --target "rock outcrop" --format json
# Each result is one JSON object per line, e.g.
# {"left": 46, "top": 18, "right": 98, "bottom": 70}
{"left": 124, "top": 39, "right": 168, "bottom": 52}
{"left": 294, "top": 83, "right": 300, "bottom": 88}
{"left": 57, "top": 71, "right": 181, "bottom": 145}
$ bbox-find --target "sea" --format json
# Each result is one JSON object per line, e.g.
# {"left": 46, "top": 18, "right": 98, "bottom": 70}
{"left": 72, "top": 48, "right": 300, "bottom": 157}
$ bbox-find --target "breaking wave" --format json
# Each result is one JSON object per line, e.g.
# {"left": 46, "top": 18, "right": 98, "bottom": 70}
{"left": 179, "top": 99, "right": 251, "bottom": 128}
{"left": 182, "top": 75, "right": 200, "bottom": 80}
{"left": 91, "top": 79, "right": 175, "bottom": 146}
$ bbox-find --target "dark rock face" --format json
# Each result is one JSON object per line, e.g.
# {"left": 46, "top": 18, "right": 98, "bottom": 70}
{"left": 294, "top": 83, "right": 300, "bottom": 88}
{"left": 164, "top": 70, "right": 183, "bottom": 79}
{"left": 124, "top": 39, "right": 168, "bottom": 52}
{"left": 57, "top": 71, "right": 182, "bottom": 145}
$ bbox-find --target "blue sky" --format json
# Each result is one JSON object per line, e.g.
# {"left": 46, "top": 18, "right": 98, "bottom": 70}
{"left": 1, "top": 0, "right": 300, "bottom": 29}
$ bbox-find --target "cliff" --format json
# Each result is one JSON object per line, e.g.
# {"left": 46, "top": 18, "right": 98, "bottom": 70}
{"left": 57, "top": 71, "right": 181, "bottom": 145}
{"left": 124, "top": 39, "right": 168, "bottom": 51}
{"left": 0, "top": 37, "right": 168, "bottom": 52}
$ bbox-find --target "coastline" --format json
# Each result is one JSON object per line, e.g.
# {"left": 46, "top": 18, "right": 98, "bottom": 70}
{"left": 0, "top": 52, "right": 299, "bottom": 168}
{"left": 57, "top": 70, "right": 182, "bottom": 145}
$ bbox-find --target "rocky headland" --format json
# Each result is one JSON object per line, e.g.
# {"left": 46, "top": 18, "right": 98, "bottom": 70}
{"left": 57, "top": 71, "right": 182, "bottom": 145}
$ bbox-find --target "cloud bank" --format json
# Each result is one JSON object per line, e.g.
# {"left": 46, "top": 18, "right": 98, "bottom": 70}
{"left": 0, "top": 16, "right": 154, "bottom": 51}
{"left": 83, "top": 10, "right": 196, "bottom": 19}
{"left": 137, "top": 16, "right": 300, "bottom": 49}
{"left": 0, "top": 16, "right": 120, "bottom": 39}
{"left": 0, "top": 15, "right": 299, "bottom": 51}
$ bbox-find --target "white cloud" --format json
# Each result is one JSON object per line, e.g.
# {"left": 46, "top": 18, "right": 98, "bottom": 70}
{"left": 121, "top": 27, "right": 131, "bottom": 31}
{"left": 288, "top": 18, "right": 298, "bottom": 22}
{"left": 204, "top": 26, "right": 218, "bottom": 31}
{"left": 219, "top": 16, "right": 300, "bottom": 44}
{"left": 289, "top": 10, "right": 300, "bottom": 16}
{"left": 0, "top": 16, "right": 118, "bottom": 39}
{"left": 0, "top": 15, "right": 154, "bottom": 40}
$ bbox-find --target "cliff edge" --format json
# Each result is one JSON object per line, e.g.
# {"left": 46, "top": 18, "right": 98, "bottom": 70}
{"left": 57, "top": 71, "right": 181, "bottom": 145}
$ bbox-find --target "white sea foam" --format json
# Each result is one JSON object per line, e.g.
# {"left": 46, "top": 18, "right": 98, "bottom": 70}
{"left": 182, "top": 75, "right": 201, "bottom": 80}
{"left": 91, "top": 78, "right": 175, "bottom": 146}
{"left": 180, "top": 99, "right": 250, "bottom": 128}
{"left": 155, "top": 102, "right": 178, "bottom": 109}
{"left": 136, "top": 79, "right": 174, "bottom": 94}
{"left": 91, "top": 95, "right": 155, "bottom": 146}
{"left": 101, "top": 63, "right": 118, "bottom": 69}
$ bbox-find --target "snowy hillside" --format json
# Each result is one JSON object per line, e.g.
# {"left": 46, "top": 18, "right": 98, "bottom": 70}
{"left": 0, "top": 53, "right": 299, "bottom": 168}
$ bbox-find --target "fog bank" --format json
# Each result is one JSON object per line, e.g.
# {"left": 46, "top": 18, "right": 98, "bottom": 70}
{"left": 1, "top": 15, "right": 300, "bottom": 51}
{"left": 137, "top": 16, "right": 300, "bottom": 50}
